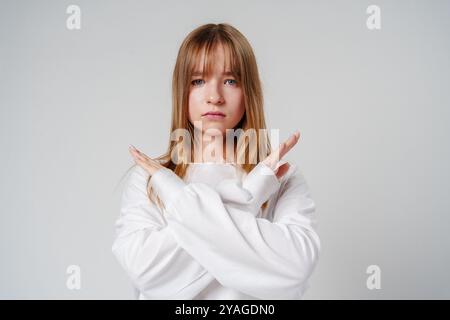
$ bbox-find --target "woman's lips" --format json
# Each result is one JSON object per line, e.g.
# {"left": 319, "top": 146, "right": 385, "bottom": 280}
{"left": 202, "top": 112, "right": 226, "bottom": 120}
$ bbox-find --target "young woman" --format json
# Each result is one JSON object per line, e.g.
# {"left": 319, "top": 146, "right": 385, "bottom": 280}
{"left": 112, "top": 23, "right": 320, "bottom": 300}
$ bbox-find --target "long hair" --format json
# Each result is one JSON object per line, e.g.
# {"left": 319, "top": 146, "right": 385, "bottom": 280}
{"left": 120, "top": 23, "right": 273, "bottom": 212}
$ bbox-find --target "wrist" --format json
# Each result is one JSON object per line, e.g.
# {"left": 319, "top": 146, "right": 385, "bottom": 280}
{"left": 150, "top": 167, "right": 186, "bottom": 208}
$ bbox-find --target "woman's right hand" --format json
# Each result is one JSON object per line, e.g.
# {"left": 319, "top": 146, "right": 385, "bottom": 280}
{"left": 128, "top": 145, "right": 165, "bottom": 176}
{"left": 262, "top": 130, "right": 300, "bottom": 180}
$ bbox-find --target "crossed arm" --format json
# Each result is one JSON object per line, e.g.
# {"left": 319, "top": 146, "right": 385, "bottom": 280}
{"left": 112, "top": 161, "right": 320, "bottom": 299}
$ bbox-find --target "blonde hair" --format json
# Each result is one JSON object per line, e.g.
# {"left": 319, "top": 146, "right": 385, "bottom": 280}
{"left": 121, "top": 23, "right": 273, "bottom": 212}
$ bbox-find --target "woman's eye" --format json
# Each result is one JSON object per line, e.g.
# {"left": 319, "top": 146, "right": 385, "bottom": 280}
{"left": 191, "top": 79, "right": 204, "bottom": 86}
{"left": 225, "top": 79, "right": 237, "bottom": 85}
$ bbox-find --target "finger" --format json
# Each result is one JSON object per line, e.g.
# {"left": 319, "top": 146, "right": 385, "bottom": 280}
{"left": 282, "top": 131, "right": 300, "bottom": 154}
{"left": 129, "top": 146, "right": 162, "bottom": 173}
{"left": 129, "top": 147, "right": 142, "bottom": 159}
{"left": 275, "top": 162, "right": 290, "bottom": 179}
{"left": 269, "top": 131, "right": 299, "bottom": 163}
{"left": 264, "top": 141, "right": 285, "bottom": 166}
{"left": 129, "top": 146, "right": 150, "bottom": 161}
{"left": 130, "top": 152, "right": 143, "bottom": 164}
{"left": 128, "top": 146, "right": 138, "bottom": 156}
{"left": 134, "top": 158, "right": 152, "bottom": 173}
{"left": 132, "top": 147, "right": 155, "bottom": 163}
{"left": 130, "top": 145, "right": 144, "bottom": 157}
{"left": 135, "top": 152, "right": 155, "bottom": 166}
{"left": 279, "top": 131, "right": 300, "bottom": 159}
{"left": 129, "top": 150, "right": 150, "bottom": 167}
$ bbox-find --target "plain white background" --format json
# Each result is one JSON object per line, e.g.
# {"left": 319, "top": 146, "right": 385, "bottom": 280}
{"left": 1, "top": 0, "right": 449, "bottom": 299}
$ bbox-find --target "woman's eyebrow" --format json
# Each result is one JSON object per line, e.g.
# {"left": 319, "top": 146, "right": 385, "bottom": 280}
{"left": 191, "top": 71, "right": 234, "bottom": 76}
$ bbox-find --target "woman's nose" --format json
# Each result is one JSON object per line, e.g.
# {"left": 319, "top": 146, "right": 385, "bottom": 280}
{"left": 206, "top": 85, "right": 224, "bottom": 105}
{"left": 207, "top": 95, "right": 224, "bottom": 105}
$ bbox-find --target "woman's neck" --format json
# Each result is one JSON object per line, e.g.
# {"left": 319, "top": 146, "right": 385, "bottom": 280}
{"left": 192, "top": 132, "right": 234, "bottom": 164}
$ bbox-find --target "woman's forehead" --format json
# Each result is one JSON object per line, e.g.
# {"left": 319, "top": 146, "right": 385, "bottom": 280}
{"left": 191, "top": 43, "right": 236, "bottom": 76}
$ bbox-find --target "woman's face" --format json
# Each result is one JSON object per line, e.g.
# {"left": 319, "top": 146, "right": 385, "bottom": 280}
{"left": 188, "top": 43, "right": 245, "bottom": 138}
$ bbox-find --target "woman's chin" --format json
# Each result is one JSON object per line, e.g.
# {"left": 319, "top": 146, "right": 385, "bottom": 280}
{"left": 201, "top": 125, "right": 227, "bottom": 136}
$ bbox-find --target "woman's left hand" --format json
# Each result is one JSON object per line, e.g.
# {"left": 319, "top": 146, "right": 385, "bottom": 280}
{"left": 128, "top": 145, "right": 165, "bottom": 176}
{"left": 262, "top": 130, "right": 300, "bottom": 180}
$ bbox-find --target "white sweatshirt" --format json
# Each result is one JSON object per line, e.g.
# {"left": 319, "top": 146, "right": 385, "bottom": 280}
{"left": 112, "top": 161, "right": 320, "bottom": 300}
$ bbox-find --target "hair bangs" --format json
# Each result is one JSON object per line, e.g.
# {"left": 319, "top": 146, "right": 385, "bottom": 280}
{"left": 188, "top": 36, "right": 241, "bottom": 82}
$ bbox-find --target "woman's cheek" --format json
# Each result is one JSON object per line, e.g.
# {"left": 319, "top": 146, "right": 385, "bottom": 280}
{"left": 227, "top": 89, "right": 243, "bottom": 108}
{"left": 231, "top": 91, "right": 245, "bottom": 116}
{"left": 188, "top": 92, "right": 202, "bottom": 120}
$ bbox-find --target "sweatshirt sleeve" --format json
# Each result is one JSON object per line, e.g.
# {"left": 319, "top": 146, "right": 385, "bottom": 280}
{"left": 151, "top": 161, "right": 321, "bottom": 300}
{"left": 111, "top": 166, "right": 217, "bottom": 299}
